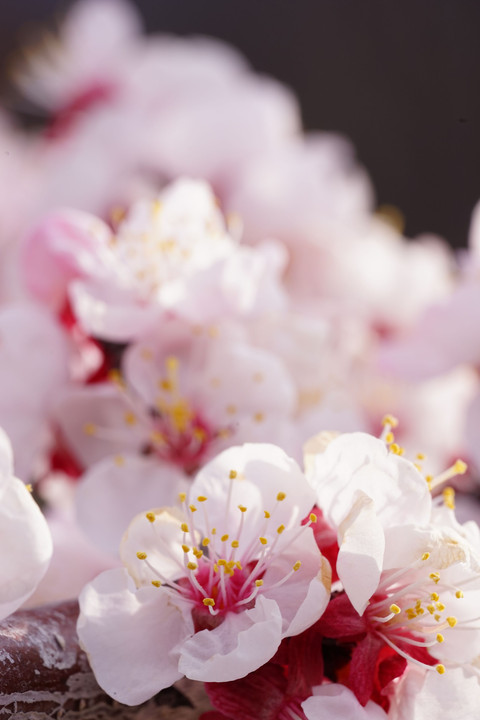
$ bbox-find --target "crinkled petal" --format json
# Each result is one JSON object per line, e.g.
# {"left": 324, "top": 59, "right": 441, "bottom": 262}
{"left": 302, "top": 684, "right": 387, "bottom": 719}
{"left": 77, "top": 567, "right": 185, "bottom": 705}
{"left": 178, "top": 594, "right": 282, "bottom": 681}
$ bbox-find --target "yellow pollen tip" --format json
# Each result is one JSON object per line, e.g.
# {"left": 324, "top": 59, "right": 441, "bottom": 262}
{"left": 390, "top": 604, "right": 401, "bottom": 614}
{"left": 202, "top": 538, "right": 210, "bottom": 546}
{"left": 385, "top": 431, "right": 394, "bottom": 444}
{"left": 309, "top": 513, "right": 317, "bottom": 523}
{"left": 431, "top": 592, "right": 439, "bottom": 601}
{"left": 422, "top": 552, "right": 430, "bottom": 561}
{"left": 182, "top": 544, "right": 190, "bottom": 553}
{"left": 382, "top": 414, "right": 399, "bottom": 428}
{"left": 389, "top": 443, "right": 404, "bottom": 455}
{"left": 436, "top": 633, "right": 444, "bottom": 643}
{"left": 231, "top": 540, "right": 239, "bottom": 548}
{"left": 436, "top": 602, "right": 446, "bottom": 611}
{"left": 114, "top": 455, "right": 125, "bottom": 466}
{"left": 193, "top": 548, "right": 203, "bottom": 559}
{"left": 443, "top": 487, "right": 455, "bottom": 510}
{"left": 197, "top": 496, "right": 207, "bottom": 502}
{"left": 189, "top": 505, "right": 198, "bottom": 513}
{"left": 211, "top": 528, "right": 217, "bottom": 535}
{"left": 181, "top": 523, "right": 189, "bottom": 533}
{"left": 124, "top": 411, "right": 137, "bottom": 425}
{"left": 146, "top": 512, "right": 155, "bottom": 523}
{"left": 203, "top": 598, "right": 215, "bottom": 607}
{"left": 25, "top": 484, "right": 33, "bottom": 493}
{"left": 255, "top": 579, "right": 263, "bottom": 587}
{"left": 277, "top": 524, "right": 285, "bottom": 534}
{"left": 429, "top": 572, "right": 440, "bottom": 583}
{"left": 456, "top": 590, "right": 464, "bottom": 599}
{"left": 151, "top": 580, "right": 161, "bottom": 587}
{"left": 293, "top": 561, "right": 302, "bottom": 572}
{"left": 259, "top": 537, "right": 268, "bottom": 545}
{"left": 436, "top": 664, "right": 446, "bottom": 675}
{"left": 238, "top": 505, "right": 247, "bottom": 513}
{"left": 229, "top": 470, "right": 237, "bottom": 479}
{"left": 416, "top": 453, "right": 425, "bottom": 460}
{"left": 136, "top": 552, "right": 147, "bottom": 560}
{"left": 264, "top": 511, "right": 271, "bottom": 519}
{"left": 221, "top": 534, "right": 229, "bottom": 542}
{"left": 447, "top": 617, "right": 457, "bottom": 627}
{"left": 187, "top": 562, "right": 197, "bottom": 571}
{"left": 83, "top": 422, "right": 96, "bottom": 436}
{"left": 454, "top": 459, "right": 468, "bottom": 475}
{"left": 276, "top": 492, "right": 286, "bottom": 501}
{"left": 178, "top": 492, "right": 187, "bottom": 503}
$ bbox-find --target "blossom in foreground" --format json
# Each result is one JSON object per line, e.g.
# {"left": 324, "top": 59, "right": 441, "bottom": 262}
{"left": 77, "top": 444, "right": 331, "bottom": 705}
{"left": 302, "top": 684, "right": 387, "bottom": 719}
{"left": 0, "top": 428, "right": 52, "bottom": 619}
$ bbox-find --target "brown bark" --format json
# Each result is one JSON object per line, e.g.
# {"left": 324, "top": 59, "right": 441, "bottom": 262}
{"left": 0, "top": 600, "right": 211, "bottom": 719}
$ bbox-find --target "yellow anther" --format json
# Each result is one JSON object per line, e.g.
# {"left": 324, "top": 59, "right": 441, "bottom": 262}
{"left": 382, "top": 414, "right": 399, "bottom": 427}
{"left": 385, "top": 432, "right": 394, "bottom": 444}
{"left": 124, "top": 411, "right": 137, "bottom": 425}
{"left": 277, "top": 524, "right": 286, "bottom": 534}
{"left": 203, "top": 598, "right": 215, "bottom": 607}
{"left": 226, "top": 405, "right": 237, "bottom": 415}
{"left": 193, "top": 548, "right": 203, "bottom": 559}
{"left": 414, "top": 463, "right": 423, "bottom": 472}
{"left": 193, "top": 427, "right": 207, "bottom": 442}
{"left": 25, "top": 484, "right": 33, "bottom": 493}
{"left": 254, "top": 412, "right": 264, "bottom": 423}
{"left": 187, "top": 562, "right": 197, "bottom": 571}
{"left": 264, "top": 511, "right": 271, "bottom": 519}
{"left": 181, "top": 523, "right": 189, "bottom": 533}
{"left": 114, "top": 455, "right": 125, "bottom": 466}
{"left": 231, "top": 540, "right": 239, "bottom": 548}
{"left": 83, "top": 422, "right": 97, "bottom": 436}
{"left": 405, "top": 609, "right": 416, "bottom": 619}
{"left": 108, "top": 369, "right": 124, "bottom": 386}
{"left": 390, "top": 604, "right": 401, "bottom": 614}
{"left": 309, "top": 513, "right": 317, "bottom": 523}
{"left": 447, "top": 617, "right": 457, "bottom": 627}
{"left": 179, "top": 492, "right": 187, "bottom": 503}
{"left": 235, "top": 562, "right": 242, "bottom": 570}
{"left": 255, "top": 579, "right": 264, "bottom": 587}
{"left": 259, "top": 537, "right": 268, "bottom": 545}
{"left": 221, "top": 534, "right": 229, "bottom": 542}
{"left": 146, "top": 512, "right": 155, "bottom": 523}
{"left": 434, "top": 614, "right": 441, "bottom": 622}
{"left": 217, "top": 559, "right": 226, "bottom": 566}
{"left": 436, "top": 602, "right": 446, "bottom": 612}
{"left": 443, "top": 487, "right": 455, "bottom": 510}
{"left": 429, "top": 572, "right": 440, "bottom": 584}
{"left": 416, "top": 607, "right": 425, "bottom": 615}
{"left": 197, "top": 496, "right": 207, "bottom": 502}
{"left": 390, "top": 443, "right": 401, "bottom": 454}
{"left": 416, "top": 453, "right": 425, "bottom": 460}
{"left": 436, "top": 633, "right": 444, "bottom": 643}
{"left": 293, "top": 561, "right": 302, "bottom": 572}
{"left": 189, "top": 505, "right": 198, "bottom": 513}
{"left": 436, "top": 664, "right": 446, "bottom": 674}
{"left": 238, "top": 505, "right": 247, "bottom": 513}
{"left": 426, "top": 475, "right": 433, "bottom": 486}
{"left": 422, "top": 552, "right": 430, "bottom": 561}
{"left": 229, "top": 470, "right": 237, "bottom": 479}
{"left": 202, "top": 538, "right": 210, "bottom": 546}
{"left": 136, "top": 552, "right": 147, "bottom": 560}
{"left": 182, "top": 544, "right": 190, "bottom": 553}
{"left": 159, "top": 379, "right": 173, "bottom": 392}
{"left": 151, "top": 580, "right": 161, "bottom": 588}
{"left": 454, "top": 459, "right": 467, "bottom": 475}
{"left": 211, "top": 528, "right": 217, "bottom": 535}
{"left": 276, "top": 492, "right": 287, "bottom": 501}
{"left": 431, "top": 592, "right": 439, "bottom": 601}
{"left": 427, "top": 605, "right": 435, "bottom": 615}
{"left": 166, "top": 356, "right": 179, "bottom": 373}
{"left": 456, "top": 590, "right": 464, "bottom": 599}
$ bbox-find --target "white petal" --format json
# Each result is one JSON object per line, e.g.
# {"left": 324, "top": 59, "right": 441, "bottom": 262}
{"left": 178, "top": 594, "right": 282, "bottom": 681}
{"left": 77, "top": 567, "right": 185, "bottom": 705}
{"left": 0, "top": 477, "right": 52, "bottom": 619}
{"left": 336, "top": 491, "right": 385, "bottom": 615}
{"left": 303, "top": 684, "right": 388, "bottom": 719}
{"left": 77, "top": 454, "right": 187, "bottom": 556}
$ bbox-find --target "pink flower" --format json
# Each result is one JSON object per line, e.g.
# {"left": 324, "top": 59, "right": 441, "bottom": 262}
{"left": 77, "top": 444, "right": 331, "bottom": 705}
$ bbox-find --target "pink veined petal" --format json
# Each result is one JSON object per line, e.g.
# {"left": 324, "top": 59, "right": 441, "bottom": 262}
{"left": 77, "top": 567, "right": 186, "bottom": 706}
{"left": 178, "top": 594, "right": 283, "bottom": 682}
{"left": 0, "top": 477, "right": 52, "bottom": 620}
{"left": 302, "top": 684, "right": 388, "bottom": 720}
{"left": 336, "top": 491, "right": 385, "bottom": 615}
{"left": 76, "top": 454, "right": 187, "bottom": 556}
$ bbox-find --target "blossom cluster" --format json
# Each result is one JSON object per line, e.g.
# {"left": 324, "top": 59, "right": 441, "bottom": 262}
{"left": 0, "top": 0, "right": 480, "bottom": 717}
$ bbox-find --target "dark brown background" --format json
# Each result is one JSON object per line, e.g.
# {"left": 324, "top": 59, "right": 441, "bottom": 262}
{"left": 1, "top": 0, "right": 479, "bottom": 247}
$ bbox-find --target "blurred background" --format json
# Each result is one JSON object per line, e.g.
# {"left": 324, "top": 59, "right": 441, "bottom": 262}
{"left": 1, "top": 0, "right": 478, "bottom": 247}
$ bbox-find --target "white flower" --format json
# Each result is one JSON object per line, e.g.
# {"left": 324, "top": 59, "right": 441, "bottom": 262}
{"left": 77, "top": 444, "right": 330, "bottom": 705}
{"left": 302, "top": 684, "right": 387, "bottom": 720}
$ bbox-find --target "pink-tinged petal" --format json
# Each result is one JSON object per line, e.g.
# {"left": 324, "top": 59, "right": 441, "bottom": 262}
{"left": 0, "top": 477, "right": 52, "bottom": 619}
{"left": 0, "top": 427, "right": 13, "bottom": 484}
{"left": 308, "top": 433, "right": 431, "bottom": 531}
{"left": 55, "top": 384, "right": 148, "bottom": 468}
{"left": 22, "top": 210, "right": 110, "bottom": 310}
{"left": 77, "top": 567, "right": 185, "bottom": 706}
{"left": 77, "top": 455, "right": 187, "bottom": 556}
{"left": 69, "top": 278, "right": 161, "bottom": 342}
{"left": 302, "top": 684, "right": 388, "bottom": 720}
{"left": 465, "top": 390, "right": 480, "bottom": 473}
{"left": 178, "top": 595, "right": 283, "bottom": 681}
{"left": 389, "top": 666, "right": 480, "bottom": 720}
{"left": 262, "top": 526, "right": 330, "bottom": 636}
{"left": 191, "top": 444, "right": 315, "bottom": 549}
{"left": 336, "top": 491, "right": 385, "bottom": 615}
